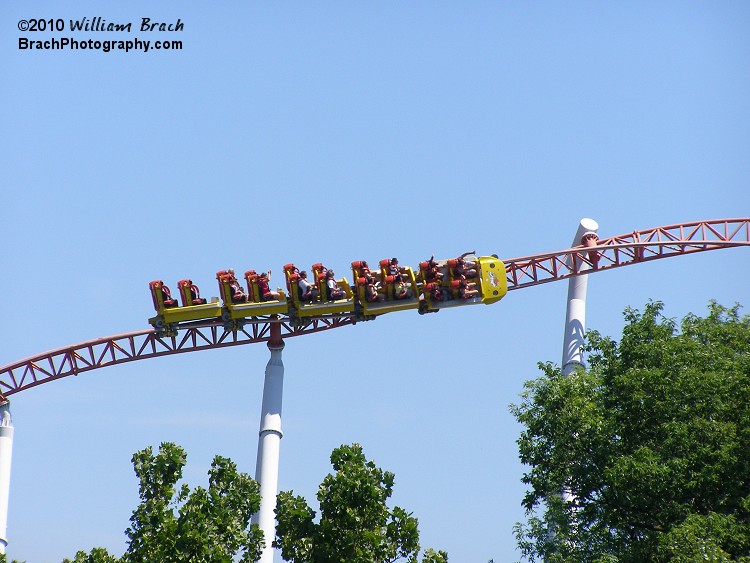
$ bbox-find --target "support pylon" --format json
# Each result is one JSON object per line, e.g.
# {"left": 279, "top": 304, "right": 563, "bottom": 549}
{"left": 562, "top": 218, "right": 599, "bottom": 375}
{"left": 252, "top": 322, "right": 285, "bottom": 563}
{"left": 553, "top": 217, "right": 599, "bottom": 549}
{"left": 0, "top": 403, "right": 14, "bottom": 554}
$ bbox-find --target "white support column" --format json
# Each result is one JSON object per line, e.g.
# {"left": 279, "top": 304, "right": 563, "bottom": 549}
{"left": 561, "top": 218, "right": 599, "bottom": 375}
{"left": 557, "top": 218, "right": 599, "bottom": 529}
{"left": 253, "top": 323, "right": 285, "bottom": 563}
{"left": 0, "top": 403, "right": 14, "bottom": 555}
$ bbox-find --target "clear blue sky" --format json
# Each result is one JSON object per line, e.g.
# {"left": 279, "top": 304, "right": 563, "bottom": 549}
{"left": 1, "top": 1, "right": 748, "bottom": 561}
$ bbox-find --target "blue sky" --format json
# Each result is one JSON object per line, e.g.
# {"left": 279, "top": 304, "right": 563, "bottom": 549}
{"left": 1, "top": 1, "right": 748, "bottom": 561}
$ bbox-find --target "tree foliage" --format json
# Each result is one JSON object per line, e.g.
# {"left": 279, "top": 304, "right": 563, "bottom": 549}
{"left": 63, "top": 547, "right": 120, "bottom": 563}
{"left": 511, "top": 301, "right": 750, "bottom": 562}
{"left": 63, "top": 442, "right": 263, "bottom": 563}
{"left": 274, "top": 443, "right": 447, "bottom": 563}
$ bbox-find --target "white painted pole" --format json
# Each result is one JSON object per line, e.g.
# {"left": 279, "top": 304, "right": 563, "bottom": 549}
{"left": 253, "top": 323, "right": 284, "bottom": 563}
{"left": 556, "top": 218, "right": 599, "bottom": 535}
{"left": 0, "top": 403, "right": 14, "bottom": 554}
{"left": 561, "top": 218, "right": 599, "bottom": 376}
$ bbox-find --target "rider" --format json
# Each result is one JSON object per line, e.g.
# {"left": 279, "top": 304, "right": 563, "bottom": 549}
{"left": 388, "top": 257, "right": 402, "bottom": 278}
{"left": 456, "top": 276, "right": 479, "bottom": 299}
{"left": 363, "top": 273, "right": 385, "bottom": 303}
{"left": 298, "top": 271, "right": 318, "bottom": 302}
{"left": 424, "top": 255, "right": 444, "bottom": 282}
{"left": 325, "top": 270, "right": 346, "bottom": 301}
{"left": 453, "top": 252, "right": 478, "bottom": 279}
{"left": 258, "top": 271, "right": 281, "bottom": 302}
{"left": 227, "top": 269, "right": 248, "bottom": 303}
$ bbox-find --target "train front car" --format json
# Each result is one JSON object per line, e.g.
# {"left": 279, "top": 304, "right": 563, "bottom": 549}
{"left": 475, "top": 255, "right": 507, "bottom": 303}
{"left": 418, "top": 254, "right": 507, "bottom": 313}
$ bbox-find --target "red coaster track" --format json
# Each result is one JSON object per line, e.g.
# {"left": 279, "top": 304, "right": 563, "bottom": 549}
{"left": 504, "top": 218, "right": 750, "bottom": 290}
{"left": 1, "top": 218, "right": 747, "bottom": 402}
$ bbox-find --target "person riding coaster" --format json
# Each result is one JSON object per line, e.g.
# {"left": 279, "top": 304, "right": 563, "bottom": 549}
{"left": 257, "top": 271, "right": 281, "bottom": 302}
{"left": 325, "top": 270, "right": 346, "bottom": 301}
{"left": 297, "top": 271, "right": 318, "bottom": 302}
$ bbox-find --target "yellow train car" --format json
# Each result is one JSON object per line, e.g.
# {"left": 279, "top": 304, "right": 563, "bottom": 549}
{"left": 148, "top": 279, "right": 223, "bottom": 333}
{"left": 418, "top": 255, "right": 507, "bottom": 312}
{"left": 216, "top": 270, "right": 288, "bottom": 321}
{"left": 283, "top": 263, "right": 355, "bottom": 320}
{"left": 350, "top": 259, "right": 420, "bottom": 319}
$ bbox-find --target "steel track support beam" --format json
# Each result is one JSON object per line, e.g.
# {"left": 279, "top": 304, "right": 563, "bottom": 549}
{"left": 252, "top": 321, "right": 284, "bottom": 563}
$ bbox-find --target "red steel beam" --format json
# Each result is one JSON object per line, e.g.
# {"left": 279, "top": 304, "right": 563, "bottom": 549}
{"left": 503, "top": 218, "right": 750, "bottom": 291}
{"left": 0, "top": 316, "right": 355, "bottom": 401}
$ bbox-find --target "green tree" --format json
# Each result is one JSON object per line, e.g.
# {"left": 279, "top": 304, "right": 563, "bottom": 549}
{"left": 63, "top": 547, "right": 120, "bottom": 563}
{"left": 274, "top": 443, "right": 448, "bottom": 563}
{"left": 511, "top": 301, "right": 750, "bottom": 562}
{"left": 63, "top": 442, "right": 264, "bottom": 563}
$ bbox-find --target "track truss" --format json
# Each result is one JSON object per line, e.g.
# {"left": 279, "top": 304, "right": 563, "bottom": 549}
{"left": 1, "top": 218, "right": 747, "bottom": 402}
{"left": 504, "top": 218, "right": 749, "bottom": 291}
{"left": 0, "top": 316, "right": 354, "bottom": 401}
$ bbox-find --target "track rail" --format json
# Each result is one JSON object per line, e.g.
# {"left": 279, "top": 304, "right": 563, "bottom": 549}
{"left": 0, "top": 316, "right": 354, "bottom": 401}
{"left": 504, "top": 218, "right": 750, "bottom": 290}
{"left": 1, "top": 218, "right": 747, "bottom": 402}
